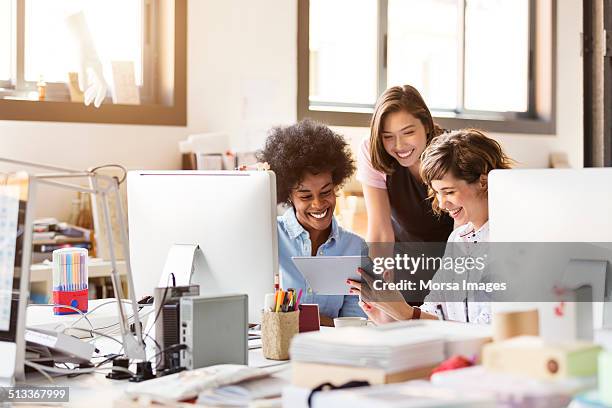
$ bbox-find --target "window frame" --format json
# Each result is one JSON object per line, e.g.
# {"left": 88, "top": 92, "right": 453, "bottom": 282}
{"left": 0, "top": 0, "right": 186, "bottom": 126}
{"left": 298, "top": 0, "right": 556, "bottom": 134}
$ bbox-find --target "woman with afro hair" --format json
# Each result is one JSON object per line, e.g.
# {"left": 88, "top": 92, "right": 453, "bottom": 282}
{"left": 257, "top": 119, "right": 367, "bottom": 324}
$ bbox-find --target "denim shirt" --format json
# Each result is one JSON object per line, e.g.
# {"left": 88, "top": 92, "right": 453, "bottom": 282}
{"left": 277, "top": 207, "right": 366, "bottom": 319}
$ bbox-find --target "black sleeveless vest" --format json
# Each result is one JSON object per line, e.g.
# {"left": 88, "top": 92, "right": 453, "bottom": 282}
{"left": 385, "top": 162, "right": 453, "bottom": 243}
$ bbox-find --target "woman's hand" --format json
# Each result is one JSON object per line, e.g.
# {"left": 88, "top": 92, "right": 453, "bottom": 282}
{"left": 358, "top": 300, "right": 397, "bottom": 325}
{"left": 347, "top": 268, "right": 415, "bottom": 321}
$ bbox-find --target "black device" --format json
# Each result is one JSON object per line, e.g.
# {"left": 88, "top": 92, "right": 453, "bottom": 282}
{"left": 153, "top": 284, "right": 199, "bottom": 371}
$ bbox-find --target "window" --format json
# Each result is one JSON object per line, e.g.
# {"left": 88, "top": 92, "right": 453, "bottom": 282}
{"left": 0, "top": 0, "right": 186, "bottom": 126}
{"left": 24, "top": 0, "right": 143, "bottom": 85}
{"left": 298, "top": 0, "right": 555, "bottom": 134}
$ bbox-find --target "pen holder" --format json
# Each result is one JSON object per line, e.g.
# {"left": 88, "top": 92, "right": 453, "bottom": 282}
{"left": 262, "top": 310, "right": 299, "bottom": 360}
{"left": 52, "top": 289, "right": 88, "bottom": 315}
{"left": 52, "top": 247, "right": 89, "bottom": 315}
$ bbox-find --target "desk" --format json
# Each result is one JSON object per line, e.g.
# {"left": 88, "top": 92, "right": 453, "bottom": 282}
{"left": 22, "top": 299, "right": 289, "bottom": 407}
{"left": 24, "top": 344, "right": 288, "bottom": 407}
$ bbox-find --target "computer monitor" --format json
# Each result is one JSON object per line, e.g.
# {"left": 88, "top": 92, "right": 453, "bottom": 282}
{"left": 488, "top": 168, "right": 612, "bottom": 339}
{"left": 0, "top": 173, "right": 34, "bottom": 384}
{"left": 127, "top": 171, "right": 278, "bottom": 323}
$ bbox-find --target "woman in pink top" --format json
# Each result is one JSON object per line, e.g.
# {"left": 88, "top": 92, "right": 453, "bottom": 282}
{"left": 357, "top": 85, "right": 454, "bottom": 244}
{"left": 357, "top": 85, "right": 454, "bottom": 305}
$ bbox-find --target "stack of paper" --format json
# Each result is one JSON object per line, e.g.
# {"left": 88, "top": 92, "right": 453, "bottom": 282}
{"left": 432, "top": 366, "right": 595, "bottom": 407}
{"left": 290, "top": 325, "right": 445, "bottom": 372}
{"left": 197, "top": 376, "right": 285, "bottom": 406}
{"left": 380, "top": 320, "right": 492, "bottom": 359}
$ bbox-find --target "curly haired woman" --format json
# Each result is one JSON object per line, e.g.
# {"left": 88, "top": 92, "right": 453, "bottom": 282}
{"left": 257, "top": 119, "right": 367, "bottom": 324}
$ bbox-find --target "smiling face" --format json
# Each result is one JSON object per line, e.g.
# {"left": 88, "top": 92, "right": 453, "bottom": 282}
{"left": 290, "top": 171, "right": 336, "bottom": 234}
{"left": 381, "top": 110, "right": 429, "bottom": 170}
{"left": 431, "top": 172, "right": 489, "bottom": 229}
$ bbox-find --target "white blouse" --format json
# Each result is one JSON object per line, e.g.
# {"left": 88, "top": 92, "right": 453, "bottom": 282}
{"left": 420, "top": 222, "right": 492, "bottom": 324}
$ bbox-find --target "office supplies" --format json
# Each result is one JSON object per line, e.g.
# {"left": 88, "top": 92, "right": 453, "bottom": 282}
{"left": 492, "top": 309, "right": 539, "bottom": 341}
{"left": 127, "top": 170, "right": 278, "bottom": 324}
{"left": 197, "top": 376, "right": 285, "bottom": 406}
{"left": 392, "top": 320, "right": 491, "bottom": 360}
{"left": 51, "top": 248, "right": 88, "bottom": 315}
{"left": 262, "top": 310, "right": 299, "bottom": 360}
{"left": 298, "top": 304, "right": 320, "bottom": 333}
{"left": 26, "top": 298, "right": 151, "bottom": 340}
{"left": 482, "top": 336, "right": 602, "bottom": 379}
{"left": 125, "top": 364, "right": 269, "bottom": 404}
{"left": 180, "top": 294, "right": 248, "bottom": 369}
{"left": 431, "top": 365, "right": 594, "bottom": 407}
{"left": 24, "top": 327, "right": 94, "bottom": 364}
{"left": 430, "top": 356, "right": 473, "bottom": 377}
{"left": 264, "top": 293, "right": 276, "bottom": 312}
{"left": 489, "top": 168, "right": 612, "bottom": 340}
{"left": 291, "top": 256, "right": 366, "bottom": 295}
{"left": 290, "top": 324, "right": 445, "bottom": 373}
{"left": 153, "top": 284, "right": 199, "bottom": 371}
{"left": 333, "top": 317, "right": 367, "bottom": 327}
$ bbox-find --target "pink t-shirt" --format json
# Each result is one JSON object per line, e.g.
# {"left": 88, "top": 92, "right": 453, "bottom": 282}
{"left": 356, "top": 137, "right": 387, "bottom": 190}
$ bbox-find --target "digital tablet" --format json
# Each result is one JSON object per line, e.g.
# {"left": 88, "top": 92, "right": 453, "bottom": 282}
{"left": 291, "top": 256, "right": 370, "bottom": 295}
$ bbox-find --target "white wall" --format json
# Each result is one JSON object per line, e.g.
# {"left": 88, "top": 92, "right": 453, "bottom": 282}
{"left": 0, "top": 0, "right": 581, "bottom": 219}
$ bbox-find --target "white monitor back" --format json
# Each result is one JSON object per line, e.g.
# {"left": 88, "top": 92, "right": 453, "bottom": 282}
{"left": 489, "top": 168, "right": 612, "bottom": 242}
{"left": 127, "top": 171, "right": 278, "bottom": 323}
{"left": 488, "top": 168, "right": 612, "bottom": 339}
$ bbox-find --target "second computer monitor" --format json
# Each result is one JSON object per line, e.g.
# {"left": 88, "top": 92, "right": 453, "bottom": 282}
{"left": 127, "top": 171, "right": 278, "bottom": 323}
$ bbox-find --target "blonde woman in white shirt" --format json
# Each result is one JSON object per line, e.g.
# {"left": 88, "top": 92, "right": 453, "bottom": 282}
{"left": 347, "top": 129, "right": 513, "bottom": 324}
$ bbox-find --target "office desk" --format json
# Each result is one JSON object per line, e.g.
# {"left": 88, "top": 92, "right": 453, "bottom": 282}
{"left": 23, "top": 299, "right": 288, "bottom": 407}
{"left": 24, "top": 344, "right": 287, "bottom": 407}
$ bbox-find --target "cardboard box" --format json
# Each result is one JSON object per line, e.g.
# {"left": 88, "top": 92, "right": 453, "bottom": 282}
{"left": 483, "top": 335, "right": 602, "bottom": 380}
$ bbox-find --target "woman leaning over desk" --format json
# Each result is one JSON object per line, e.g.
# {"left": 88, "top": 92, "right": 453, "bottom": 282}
{"left": 357, "top": 85, "right": 454, "bottom": 243}
{"left": 257, "top": 119, "right": 367, "bottom": 326}
{"left": 349, "top": 129, "right": 514, "bottom": 324}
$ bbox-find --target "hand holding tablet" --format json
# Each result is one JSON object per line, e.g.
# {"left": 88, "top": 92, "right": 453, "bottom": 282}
{"left": 291, "top": 256, "right": 370, "bottom": 295}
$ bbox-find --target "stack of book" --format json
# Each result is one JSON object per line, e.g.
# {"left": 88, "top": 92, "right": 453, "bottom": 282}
{"left": 289, "top": 323, "right": 446, "bottom": 387}
{"left": 32, "top": 218, "right": 92, "bottom": 263}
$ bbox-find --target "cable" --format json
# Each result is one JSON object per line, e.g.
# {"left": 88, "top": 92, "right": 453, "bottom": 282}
{"left": 28, "top": 303, "right": 94, "bottom": 333}
{"left": 25, "top": 360, "right": 133, "bottom": 376}
{"left": 89, "top": 164, "right": 128, "bottom": 185}
{"left": 68, "top": 299, "right": 138, "bottom": 329}
{"left": 92, "top": 306, "right": 155, "bottom": 332}
{"left": 67, "top": 327, "right": 125, "bottom": 347}
{"left": 144, "top": 276, "right": 172, "bottom": 341}
{"left": 24, "top": 361, "right": 55, "bottom": 383}
{"left": 147, "top": 343, "right": 186, "bottom": 366}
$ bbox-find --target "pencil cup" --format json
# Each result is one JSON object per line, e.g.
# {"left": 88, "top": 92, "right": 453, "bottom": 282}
{"left": 262, "top": 310, "right": 299, "bottom": 360}
{"left": 52, "top": 248, "right": 89, "bottom": 315}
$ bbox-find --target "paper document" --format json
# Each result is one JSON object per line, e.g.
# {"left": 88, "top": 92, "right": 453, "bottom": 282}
{"left": 291, "top": 256, "right": 368, "bottom": 295}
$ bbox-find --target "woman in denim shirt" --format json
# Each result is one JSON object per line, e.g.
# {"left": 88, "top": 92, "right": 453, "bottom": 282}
{"left": 257, "top": 119, "right": 367, "bottom": 326}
